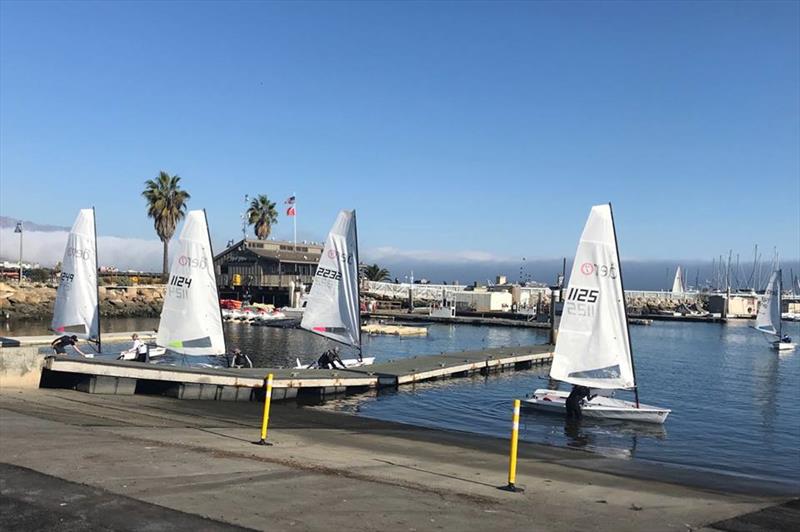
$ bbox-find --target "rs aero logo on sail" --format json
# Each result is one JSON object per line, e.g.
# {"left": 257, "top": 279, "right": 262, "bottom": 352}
{"left": 327, "top": 249, "right": 354, "bottom": 264}
{"left": 178, "top": 255, "right": 207, "bottom": 269}
{"left": 580, "top": 262, "right": 617, "bottom": 279}
{"left": 66, "top": 247, "right": 91, "bottom": 260}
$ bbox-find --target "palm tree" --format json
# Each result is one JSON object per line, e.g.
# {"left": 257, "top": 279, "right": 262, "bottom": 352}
{"left": 362, "top": 264, "right": 391, "bottom": 282}
{"left": 142, "top": 171, "right": 191, "bottom": 278}
{"left": 246, "top": 195, "right": 278, "bottom": 240}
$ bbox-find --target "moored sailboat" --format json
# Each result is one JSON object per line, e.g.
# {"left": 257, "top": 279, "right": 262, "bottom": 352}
{"left": 51, "top": 208, "right": 101, "bottom": 355}
{"left": 155, "top": 210, "right": 227, "bottom": 358}
{"left": 754, "top": 270, "right": 795, "bottom": 351}
{"left": 523, "top": 204, "right": 671, "bottom": 424}
{"left": 296, "top": 210, "right": 374, "bottom": 368}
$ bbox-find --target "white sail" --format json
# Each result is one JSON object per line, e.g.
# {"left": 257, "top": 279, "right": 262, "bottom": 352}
{"left": 755, "top": 271, "right": 781, "bottom": 336}
{"left": 550, "top": 204, "right": 635, "bottom": 390}
{"left": 671, "top": 266, "right": 684, "bottom": 294}
{"left": 52, "top": 209, "right": 99, "bottom": 341}
{"left": 300, "top": 210, "right": 361, "bottom": 348}
{"left": 156, "top": 210, "right": 225, "bottom": 356}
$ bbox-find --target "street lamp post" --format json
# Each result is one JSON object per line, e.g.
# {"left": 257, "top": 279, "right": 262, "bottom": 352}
{"left": 14, "top": 221, "right": 23, "bottom": 285}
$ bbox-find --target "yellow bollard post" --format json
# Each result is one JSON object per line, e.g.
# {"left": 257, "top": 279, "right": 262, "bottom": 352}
{"left": 255, "top": 373, "right": 274, "bottom": 446}
{"left": 500, "top": 399, "right": 524, "bottom": 492}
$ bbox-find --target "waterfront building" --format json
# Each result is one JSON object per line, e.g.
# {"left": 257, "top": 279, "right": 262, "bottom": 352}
{"left": 213, "top": 239, "right": 323, "bottom": 306}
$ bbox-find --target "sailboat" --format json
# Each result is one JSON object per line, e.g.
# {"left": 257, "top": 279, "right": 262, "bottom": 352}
{"left": 671, "top": 266, "right": 684, "bottom": 294}
{"left": 51, "top": 208, "right": 101, "bottom": 356}
{"left": 523, "top": 204, "right": 671, "bottom": 424}
{"left": 754, "top": 270, "right": 795, "bottom": 351}
{"left": 155, "top": 210, "right": 227, "bottom": 358}
{"left": 295, "top": 210, "right": 374, "bottom": 368}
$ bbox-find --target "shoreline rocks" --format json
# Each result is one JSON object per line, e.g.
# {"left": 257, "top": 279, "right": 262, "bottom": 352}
{"left": 0, "top": 282, "right": 165, "bottom": 321}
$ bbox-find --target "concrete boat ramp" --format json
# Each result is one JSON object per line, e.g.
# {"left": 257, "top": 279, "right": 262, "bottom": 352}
{"left": 35, "top": 345, "right": 553, "bottom": 401}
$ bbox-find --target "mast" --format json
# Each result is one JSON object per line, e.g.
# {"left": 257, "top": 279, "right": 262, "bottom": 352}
{"left": 204, "top": 209, "right": 227, "bottom": 354}
{"left": 608, "top": 203, "right": 639, "bottom": 408}
{"left": 778, "top": 269, "right": 783, "bottom": 339}
{"left": 93, "top": 207, "right": 102, "bottom": 353}
{"left": 353, "top": 210, "right": 363, "bottom": 358}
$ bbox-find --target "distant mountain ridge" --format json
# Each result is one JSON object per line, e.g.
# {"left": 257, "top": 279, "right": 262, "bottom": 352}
{"left": 0, "top": 216, "right": 69, "bottom": 232}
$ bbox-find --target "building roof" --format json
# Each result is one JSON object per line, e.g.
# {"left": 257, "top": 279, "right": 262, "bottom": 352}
{"left": 215, "top": 239, "right": 322, "bottom": 264}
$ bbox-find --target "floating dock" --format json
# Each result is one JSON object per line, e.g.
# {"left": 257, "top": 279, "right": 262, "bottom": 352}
{"left": 37, "top": 344, "right": 553, "bottom": 401}
{"left": 0, "top": 331, "right": 158, "bottom": 348}
{"left": 362, "top": 323, "right": 428, "bottom": 336}
{"left": 366, "top": 310, "right": 550, "bottom": 329}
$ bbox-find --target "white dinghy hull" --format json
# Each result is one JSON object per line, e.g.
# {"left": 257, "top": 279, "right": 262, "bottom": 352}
{"left": 524, "top": 389, "right": 671, "bottom": 424}
{"left": 771, "top": 341, "right": 796, "bottom": 352}
{"left": 295, "top": 356, "right": 376, "bottom": 369}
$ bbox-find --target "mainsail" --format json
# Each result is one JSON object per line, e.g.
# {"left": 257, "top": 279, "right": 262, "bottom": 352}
{"left": 52, "top": 209, "right": 100, "bottom": 344}
{"left": 156, "top": 210, "right": 226, "bottom": 356}
{"left": 671, "top": 266, "right": 684, "bottom": 294}
{"left": 550, "top": 204, "right": 636, "bottom": 390}
{"left": 300, "top": 210, "right": 361, "bottom": 348}
{"left": 755, "top": 270, "right": 781, "bottom": 337}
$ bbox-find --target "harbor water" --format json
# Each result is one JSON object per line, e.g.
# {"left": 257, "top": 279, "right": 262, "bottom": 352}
{"left": 5, "top": 317, "right": 799, "bottom": 486}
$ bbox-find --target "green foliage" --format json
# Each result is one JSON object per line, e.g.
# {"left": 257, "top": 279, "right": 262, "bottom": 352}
{"left": 26, "top": 268, "right": 52, "bottom": 283}
{"left": 246, "top": 194, "right": 278, "bottom": 240}
{"left": 362, "top": 264, "right": 391, "bottom": 282}
{"left": 142, "top": 171, "right": 191, "bottom": 275}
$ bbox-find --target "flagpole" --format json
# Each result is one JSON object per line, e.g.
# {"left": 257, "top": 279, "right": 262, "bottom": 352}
{"left": 293, "top": 191, "right": 297, "bottom": 250}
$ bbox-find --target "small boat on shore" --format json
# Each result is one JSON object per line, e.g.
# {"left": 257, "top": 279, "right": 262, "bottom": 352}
{"left": 523, "top": 204, "right": 671, "bottom": 424}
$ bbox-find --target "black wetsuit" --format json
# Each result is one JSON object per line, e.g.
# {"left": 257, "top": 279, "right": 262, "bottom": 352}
{"left": 51, "top": 336, "right": 77, "bottom": 354}
{"left": 317, "top": 350, "right": 345, "bottom": 369}
{"left": 566, "top": 386, "right": 592, "bottom": 420}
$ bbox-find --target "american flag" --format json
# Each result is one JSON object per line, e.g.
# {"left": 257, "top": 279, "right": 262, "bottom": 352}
{"left": 284, "top": 195, "right": 296, "bottom": 205}
{"left": 285, "top": 195, "right": 296, "bottom": 216}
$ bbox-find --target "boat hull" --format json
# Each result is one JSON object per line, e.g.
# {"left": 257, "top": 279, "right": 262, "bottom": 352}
{"left": 295, "top": 356, "right": 375, "bottom": 369}
{"left": 771, "top": 341, "right": 796, "bottom": 351}
{"left": 523, "top": 389, "right": 671, "bottom": 424}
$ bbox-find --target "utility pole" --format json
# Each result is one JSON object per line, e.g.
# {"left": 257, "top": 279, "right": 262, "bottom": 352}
{"left": 14, "top": 221, "right": 23, "bottom": 285}
{"left": 241, "top": 194, "right": 249, "bottom": 241}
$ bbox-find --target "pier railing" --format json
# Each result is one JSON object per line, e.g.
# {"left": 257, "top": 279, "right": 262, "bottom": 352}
{"left": 364, "top": 281, "right": 466, "bottom": 302}
{"left": 364, "top": 281, "right": 705, "bottom": 304}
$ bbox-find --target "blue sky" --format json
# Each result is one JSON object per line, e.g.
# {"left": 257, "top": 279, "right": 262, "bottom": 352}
{"left": 1, "top": 1, "right": 798, "bottom": 267}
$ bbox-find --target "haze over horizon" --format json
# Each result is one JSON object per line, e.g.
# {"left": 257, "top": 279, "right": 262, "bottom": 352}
{"left": 1, "top": 214, "right": 797, "bottom": 292}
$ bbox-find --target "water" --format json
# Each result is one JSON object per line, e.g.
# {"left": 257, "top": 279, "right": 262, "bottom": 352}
{"left": 5, "top": 317, "right": 799, "bottom": 485}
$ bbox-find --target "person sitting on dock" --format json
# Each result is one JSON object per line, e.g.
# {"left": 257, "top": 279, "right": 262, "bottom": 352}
{"left": 228, "top": 348, "right": 253, "bottom": 368}
{"left": 51, "top": 335, "right": 88, "bottom": 357}
{"left": 565, "top": 385, "right": 593, "bottom": 420}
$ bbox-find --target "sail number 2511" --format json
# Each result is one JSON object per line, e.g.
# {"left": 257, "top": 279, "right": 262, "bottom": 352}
{"left": 565, "top": 288, "right": 599, "bottom": 317}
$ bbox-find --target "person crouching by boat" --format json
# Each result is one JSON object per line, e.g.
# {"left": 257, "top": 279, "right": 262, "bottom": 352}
{"left": 566, "top": 385, "right": 592, "bottom": 420}
{"left": 51, "top": 335, "right": 89, "bottom": 357}
{"left": 117, "top": 333, "right": 149, "bottom": 362}
{"left": 317, "top": 347, "right": 346, "bottom": 369}
{"left": 228, "top": 348, "right": 253, "bottom": 368}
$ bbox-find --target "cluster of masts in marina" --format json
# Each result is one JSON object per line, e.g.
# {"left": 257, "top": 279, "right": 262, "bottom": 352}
{"left": 670, "top": 245, "right": 799, "bottom": 296}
